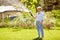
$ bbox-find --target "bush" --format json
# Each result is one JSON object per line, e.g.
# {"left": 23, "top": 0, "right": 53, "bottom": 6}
{"left": 0, "top": 13, "right": 35, "bottom": 29}
{"left": 52, "top": 10, "right": 60, "bottom": 19}
{"left": 51, "top": 10, "right": 60, "bottom": 27}
{"left": 43, "top": 11, "right": 56, "bottom": 29}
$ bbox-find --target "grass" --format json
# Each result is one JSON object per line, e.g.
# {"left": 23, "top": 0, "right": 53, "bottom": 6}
{"left": 0, "top": 27, "right": 60, "bottom": 40}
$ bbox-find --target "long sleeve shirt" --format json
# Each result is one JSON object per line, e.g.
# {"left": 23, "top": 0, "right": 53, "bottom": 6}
{"left": 35, "top": 11, "right": 44, "bottom": 22}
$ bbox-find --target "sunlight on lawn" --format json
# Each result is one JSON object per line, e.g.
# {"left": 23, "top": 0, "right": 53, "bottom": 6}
{"left": 0, "top": 28, "right": 60, "bottom": 40}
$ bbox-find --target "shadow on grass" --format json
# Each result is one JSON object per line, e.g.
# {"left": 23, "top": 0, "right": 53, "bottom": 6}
{"left": 33, "top": 38, "right": 43, "bottom": 40}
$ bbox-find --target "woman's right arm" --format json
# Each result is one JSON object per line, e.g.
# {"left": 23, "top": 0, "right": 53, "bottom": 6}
{"left": 29, "top": 12, "right": 35, "bottom": 19}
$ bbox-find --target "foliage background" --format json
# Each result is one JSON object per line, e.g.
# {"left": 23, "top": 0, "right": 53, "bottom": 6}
{"left": 0, "top": 0, "right": 60, "bottom": 29}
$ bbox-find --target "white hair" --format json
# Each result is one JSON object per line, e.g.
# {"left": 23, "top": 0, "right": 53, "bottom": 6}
{"left": 37, "top": 6, "right": 42, "bottom": 9}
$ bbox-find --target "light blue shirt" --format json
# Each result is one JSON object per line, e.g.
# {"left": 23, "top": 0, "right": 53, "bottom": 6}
{"left": 35, "top": 11, "right": 44, "bottom": 22}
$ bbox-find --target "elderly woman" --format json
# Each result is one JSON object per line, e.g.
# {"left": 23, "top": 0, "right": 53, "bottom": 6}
{"left": 29, "top": 6, "right": 44, "bottom": 40}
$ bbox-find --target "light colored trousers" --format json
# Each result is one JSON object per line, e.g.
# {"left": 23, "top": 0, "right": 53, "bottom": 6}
{"left": 36, "top": 21, "right": 44, "bottom": 37}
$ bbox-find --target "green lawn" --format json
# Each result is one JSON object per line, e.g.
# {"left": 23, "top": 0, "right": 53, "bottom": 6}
{"left": 0, "top": 27, "right": 60, "bottom": 40}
